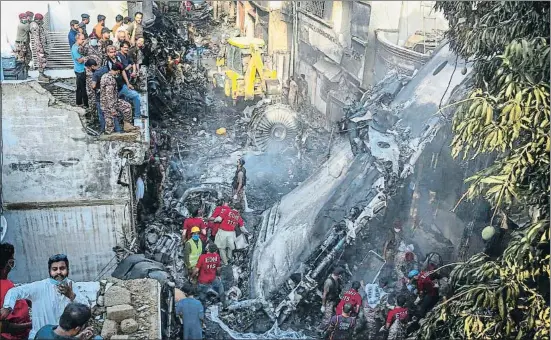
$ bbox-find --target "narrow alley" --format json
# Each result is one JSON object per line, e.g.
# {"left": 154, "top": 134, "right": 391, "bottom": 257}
{"left": 1, "top": 1, "right": 549, "bottom": 340}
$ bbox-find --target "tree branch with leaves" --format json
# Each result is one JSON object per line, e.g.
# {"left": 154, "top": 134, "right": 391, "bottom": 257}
{"left": 416, "top": 2, "right": 550, "bottom": 339}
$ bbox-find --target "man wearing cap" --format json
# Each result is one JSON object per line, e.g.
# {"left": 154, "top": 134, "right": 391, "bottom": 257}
{"left": 100, "top": 61, "right": 140, "bottom": 134}
{"left": 0, "top": 254, "right": 89, "bottom": 339}
{"left": 29, "top": 13, "right": 50, "bottom": 82}
{"left": 184, "top": 226, "right": 204, "bottom": 274}
{"left": 79, "top": 14, "right": 90, "bottom": 39}
{"left": 68, "top": 20, "right": 80, "bottom": 48}
{"left": 94, "top": 15, "right": 107, "bottom": 38}
{"left": 14, "top": 13, "right": 30, "bottom": 71}
{"left": 99, "top": 27, "right": 113, "bottom": 60}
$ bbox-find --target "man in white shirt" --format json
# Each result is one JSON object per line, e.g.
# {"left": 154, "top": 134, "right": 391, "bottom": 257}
{"left": 0, "top": 254, "right": 89, "bottom": 339}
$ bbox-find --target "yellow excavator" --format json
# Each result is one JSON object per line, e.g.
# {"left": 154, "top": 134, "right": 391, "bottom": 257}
{"left": 213, "top": 37, "right": 281, "bottom": 103}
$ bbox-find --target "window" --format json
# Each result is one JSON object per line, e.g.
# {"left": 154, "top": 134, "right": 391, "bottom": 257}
{"left": 351, "top": 2, "right": 371, "bottom": 42}
{"left": 299, "top": 1, "right": 327, "bottom": 19}
{"left": 227, "top": 45, "right": 243, "bottom": 75}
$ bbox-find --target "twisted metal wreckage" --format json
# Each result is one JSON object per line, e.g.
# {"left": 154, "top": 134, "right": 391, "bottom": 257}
{"left": 238, "top": 44, "right": 472, "bottom": 338}
{"left": 114, "top": 8, "right": 472, "bottom": 336}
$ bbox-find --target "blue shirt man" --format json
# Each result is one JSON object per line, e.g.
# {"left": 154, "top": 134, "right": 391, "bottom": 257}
{"left": 175, "top": 284, "right": 204, "bottom": 340}
{"left": 71, "top": 44, "right": 85, "bottom": 73}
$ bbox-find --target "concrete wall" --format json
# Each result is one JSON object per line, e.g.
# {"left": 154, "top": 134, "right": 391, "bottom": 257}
{"left": 1, "top": 81, "right": 144, "bottom": 283}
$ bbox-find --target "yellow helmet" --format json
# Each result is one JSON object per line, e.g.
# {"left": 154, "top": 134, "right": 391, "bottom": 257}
{"left": 191, "top": 226, "right": 201, "bottom": 233}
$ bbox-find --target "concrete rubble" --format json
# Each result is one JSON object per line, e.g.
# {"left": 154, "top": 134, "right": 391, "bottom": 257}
{"left": 95, "top": 278, "right": 160, "bottom": 340}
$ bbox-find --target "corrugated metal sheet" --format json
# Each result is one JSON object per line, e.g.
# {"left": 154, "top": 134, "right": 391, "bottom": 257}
{"left": 3, "top": 204, "right": 128, "bottom": 284}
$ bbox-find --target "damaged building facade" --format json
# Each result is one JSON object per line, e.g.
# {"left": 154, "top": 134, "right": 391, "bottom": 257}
{"left": 225, "top": 1, "right": 449, "bottom": 129}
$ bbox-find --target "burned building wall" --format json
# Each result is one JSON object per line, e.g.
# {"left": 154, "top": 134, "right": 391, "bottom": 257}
{"left": 371, "top": 29, "right": 431, "bottom": 85}
{"left": 1, "top": 81, "right": 146, "bottom": 283}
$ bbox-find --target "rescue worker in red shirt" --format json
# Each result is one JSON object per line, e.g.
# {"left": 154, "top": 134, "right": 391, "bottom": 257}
{"left": 207, "top": 198, "right": 231, "bottom": 242}
{"left": 193, "top": 243, "right": 227, "bottom": 308}
{"left": 182, "top": 208, "right": 207, "bottom": 243}
{"left": 0, "top": 243, "right": 32, "bottom": 340}
{"left": 383, "top": 294, "right": 409, "bottom": 340}
{"left": 335, "top": 281, "right": 362, "bottom": 316}
{"left": 408, "top": 269, "right": 438, "bottom": 317}
{"left": 212, "top": 198, "right": 250, "bottom": 265}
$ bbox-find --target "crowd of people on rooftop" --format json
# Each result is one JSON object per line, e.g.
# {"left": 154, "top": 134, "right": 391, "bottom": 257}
{"left": 69, "top": 12, "right": 148, "bottom": 134}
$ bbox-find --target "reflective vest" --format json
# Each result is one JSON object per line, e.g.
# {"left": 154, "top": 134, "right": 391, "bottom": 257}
{"left": 186, "top": 239, "right": 203, "bottom": 267}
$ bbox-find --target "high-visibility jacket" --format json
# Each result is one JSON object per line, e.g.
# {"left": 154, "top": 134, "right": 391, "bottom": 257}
{"left": 186, "top": 238, "right": 203, "bottom": 268}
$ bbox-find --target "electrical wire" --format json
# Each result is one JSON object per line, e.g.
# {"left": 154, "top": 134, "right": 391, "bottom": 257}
{"left": 439, "top": 54, "right": 460, "bottom": 110}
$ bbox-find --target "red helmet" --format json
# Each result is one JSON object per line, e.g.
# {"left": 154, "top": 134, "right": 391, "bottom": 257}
{"left": 34, "top": 13, "right": 44, "bottom": 20}
{"left": 26, "top": 11, "right": 34, "bottom": 17}
{"left": 19, "top": 13, "right": 27, "bottom": 19}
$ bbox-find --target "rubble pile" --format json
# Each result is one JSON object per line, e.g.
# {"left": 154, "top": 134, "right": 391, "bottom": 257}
{"left": 94, "top": 278, "right": 160, "bottom": 340}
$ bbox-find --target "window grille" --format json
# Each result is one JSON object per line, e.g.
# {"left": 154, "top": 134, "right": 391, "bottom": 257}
{"left": 299, "top": 1, "right": 326, "bottom": 19}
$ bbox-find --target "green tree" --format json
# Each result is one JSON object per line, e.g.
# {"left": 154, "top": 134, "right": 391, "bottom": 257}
{"left": 417, "top": 2, "right": 550, "bottom": 339}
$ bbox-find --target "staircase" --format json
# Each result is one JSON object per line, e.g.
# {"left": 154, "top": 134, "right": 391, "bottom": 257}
{"left": 30, "top": 31, "right": 74, "bottom": 70}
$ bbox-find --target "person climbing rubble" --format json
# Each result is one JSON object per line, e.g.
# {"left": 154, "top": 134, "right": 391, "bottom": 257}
{"left": 182, "top": 208, "right": 208, "bottom": 243}
{"left": 0, "top": 254, "right": 89, "bottom": 339}
{"left": 335, "top": 281, "right": 362, "bottom": 317}
{"left": 232, "top": 158, "right": 253, "bottom": 213}
{"left": 408, "top": 269, "right": 438, "bottom": 318}
{"left": 175, "top": 283, "right": 204, "bottom": 340}
{"left": 29, "top": 13, "right": 50, "bottom": 82}
{"left": 379, "top": 295, "right": 409, "bottom": 340}
{"left": 212, "top": 198, "right": 249, "bottom": 265}
{"left": 324, "top": 303, "right": 357, "bottom": 340}
{"left": 193, "top": 243, "right": 227, "bottom": 308}
{"left": 320, "top": 267, "right": 345, "bottom": 330}
{"left": 184, "top": 226, "right": 204, "bottom": 275}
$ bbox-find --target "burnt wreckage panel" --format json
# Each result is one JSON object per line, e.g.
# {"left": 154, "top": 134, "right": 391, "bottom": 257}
{"left": 249, "top": 45, "right": 472, "bottom": 326}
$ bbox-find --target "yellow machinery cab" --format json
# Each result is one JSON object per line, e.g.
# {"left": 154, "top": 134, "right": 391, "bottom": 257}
{"left": 216, "top": 37, "right": 280, "bottom": 102}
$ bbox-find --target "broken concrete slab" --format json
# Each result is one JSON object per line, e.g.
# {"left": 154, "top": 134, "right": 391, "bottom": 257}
{"left": 104, "top": 286, "right": 132, "bottom": 307}
{"left": 106, "top": 304, "right": 136, "bottom": 322}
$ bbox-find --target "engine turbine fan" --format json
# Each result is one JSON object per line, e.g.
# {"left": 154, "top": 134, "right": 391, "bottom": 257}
{"left": 249, "top": 104, "right": 300, "bottom": 152}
